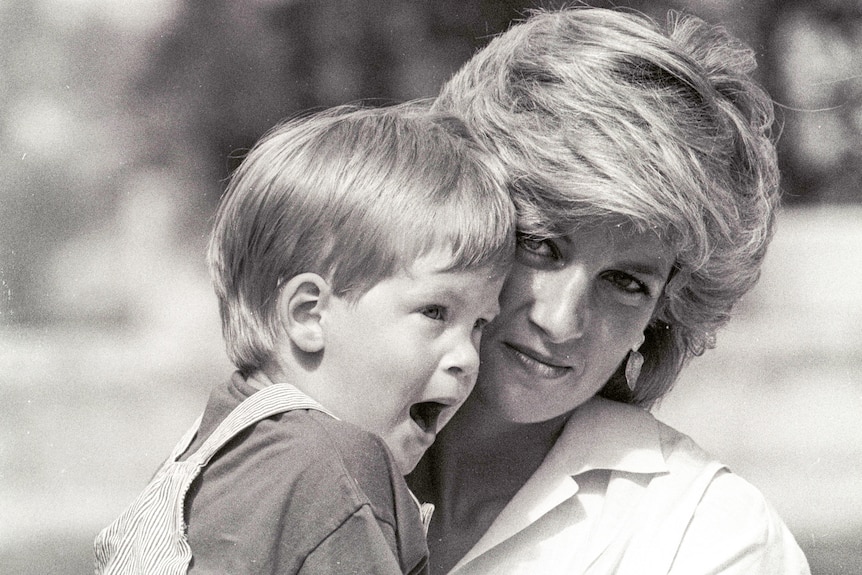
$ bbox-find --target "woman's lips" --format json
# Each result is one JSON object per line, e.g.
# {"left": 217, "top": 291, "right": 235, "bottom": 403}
{"left": 504, "top": 342, "right": 573, "bottom": 379}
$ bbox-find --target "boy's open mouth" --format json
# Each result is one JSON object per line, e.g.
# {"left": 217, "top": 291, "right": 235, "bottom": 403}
{"left": 409, "top": 401, "right": 447, "bottom": 434}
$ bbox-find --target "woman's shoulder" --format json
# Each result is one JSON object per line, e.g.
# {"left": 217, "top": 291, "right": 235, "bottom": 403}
{"left": 651, "top": 416, "right": 722, "bottom": 471}
{"left": 645, "top": 416, "right": 777, "bottom": 525}
{"left": 631, "top": 416, "right": 811, "bottom": 573}
{"left": 667, "top": 468, "right": 811, "bottom": 573}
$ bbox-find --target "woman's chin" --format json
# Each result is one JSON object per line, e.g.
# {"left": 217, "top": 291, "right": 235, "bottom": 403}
{"left": 468, "top": 383, "right": 575, "bottom": 424}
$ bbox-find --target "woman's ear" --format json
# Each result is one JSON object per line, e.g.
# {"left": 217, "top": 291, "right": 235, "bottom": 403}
{"left": 277, "top": 273, "right": 331, "bottom": 353}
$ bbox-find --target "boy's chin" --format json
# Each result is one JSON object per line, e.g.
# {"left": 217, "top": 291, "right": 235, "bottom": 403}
{"left": 395, "top": 453, "right": 420, "bottom": 476}
{"left": 393, "top": 444, "right": 430, "bottom": 476}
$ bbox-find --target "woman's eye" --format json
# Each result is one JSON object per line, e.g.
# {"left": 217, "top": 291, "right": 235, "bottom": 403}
{"left": 421, "top": 306, "right": 446, "bottom": 321}
{"left": 604, "top": 271, "right": 647, "bottom": 295}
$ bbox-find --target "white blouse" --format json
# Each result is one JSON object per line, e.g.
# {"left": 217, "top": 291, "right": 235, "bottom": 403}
{"left": 449, "top": 397, "right": 810, "bottom": 575}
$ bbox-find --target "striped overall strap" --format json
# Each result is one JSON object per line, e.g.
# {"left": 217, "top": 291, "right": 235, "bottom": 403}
{"left": 94, "top": 384, "right": 333, "bottom": 575}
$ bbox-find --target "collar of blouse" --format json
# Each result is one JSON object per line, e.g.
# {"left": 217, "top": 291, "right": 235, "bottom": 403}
{"left": 454, "top": 397, "right": 669, "bottom": 569}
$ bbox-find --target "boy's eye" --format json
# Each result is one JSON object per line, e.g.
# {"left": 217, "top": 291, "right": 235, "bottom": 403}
{"left": 421, "top": 305, "right": 447, "bottom": 321}
{"left": 473, "top": 318, "right": 489, "bottom": 331}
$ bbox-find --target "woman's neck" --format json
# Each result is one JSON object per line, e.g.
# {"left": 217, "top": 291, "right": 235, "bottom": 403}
{"left": 447, "top": 393, "right": 565, "bottom": 459}
{"left": 412, "top": 393, "right": 570, "bottom": 575}
{"left": 426, "top": 392, "right": 570, "bottom": 525}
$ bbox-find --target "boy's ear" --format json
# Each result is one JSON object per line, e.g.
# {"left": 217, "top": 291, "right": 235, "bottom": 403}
{"left": 278, "top": 273, "right": 331, "bottom": 354}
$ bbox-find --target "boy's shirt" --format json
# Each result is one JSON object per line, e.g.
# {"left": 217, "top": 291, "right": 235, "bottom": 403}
{"left": 177, "top": 372, "right": 430, "bottom": 574}
{"left": 95, "top": 373, "right": 430, "bottom": 574}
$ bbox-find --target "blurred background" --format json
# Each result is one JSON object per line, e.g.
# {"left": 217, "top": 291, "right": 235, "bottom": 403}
{"left": 0, "top": 0, "right": 860, "bottom": 573}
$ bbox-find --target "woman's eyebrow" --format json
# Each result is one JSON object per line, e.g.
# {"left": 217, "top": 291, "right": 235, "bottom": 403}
{"left": 620, "top": 259, "right": 673, "bottom": 280}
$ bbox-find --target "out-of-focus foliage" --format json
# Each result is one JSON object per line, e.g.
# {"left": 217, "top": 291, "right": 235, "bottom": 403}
{"left": 772, "top": 1, "right": 862, "bottom": 204}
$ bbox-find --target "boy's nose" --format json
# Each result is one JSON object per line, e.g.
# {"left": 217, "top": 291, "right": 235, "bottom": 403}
{"left": 445, "top": 332, "right": 481, "bottom": 383}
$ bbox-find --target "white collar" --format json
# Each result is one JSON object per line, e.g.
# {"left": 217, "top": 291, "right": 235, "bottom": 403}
{"left": 545, "top": 396, "right": 668, "bottom": 477}
{"left": 452, "top": 397, "right": 668, "bottom": 571}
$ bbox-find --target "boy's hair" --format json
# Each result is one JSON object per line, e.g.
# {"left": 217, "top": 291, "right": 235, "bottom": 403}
{"left": 208, "top": 102, "right": 515, "bottom": 374}
{"left": 434, "top": 8, "right": 780, "bottom": 406}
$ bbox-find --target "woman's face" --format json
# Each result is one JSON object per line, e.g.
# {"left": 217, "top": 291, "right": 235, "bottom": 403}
{"left": 474, "top": 223, "right": 675, "bottom": 423}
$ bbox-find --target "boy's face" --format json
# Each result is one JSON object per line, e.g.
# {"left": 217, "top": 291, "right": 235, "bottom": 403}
{"left": 317, "top": 248, "right": 507, "bottom": 474}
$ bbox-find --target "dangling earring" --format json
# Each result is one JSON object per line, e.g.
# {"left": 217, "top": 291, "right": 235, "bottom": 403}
{"left": 625, "top": 335, "right": 646, "bottom": 391}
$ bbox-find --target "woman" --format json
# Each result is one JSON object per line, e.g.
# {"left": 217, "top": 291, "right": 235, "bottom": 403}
{"left": 408, "top": 8, "right": 810, "bottom": 574}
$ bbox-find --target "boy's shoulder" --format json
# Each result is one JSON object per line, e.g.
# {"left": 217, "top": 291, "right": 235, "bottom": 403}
{"left": 193, "top": 377, "right": 410, "bottom": 523}
{"left": 202, "top": 375, "right": 400, "bottom": 486}
{"left": 272, "top": 409, "right": 399, "bottom": 482}
{"left": 214, "top": 406, "right": 404, "bottom": 509}
{"left": 183, "top": 389, "right": 426, "bottom": 573}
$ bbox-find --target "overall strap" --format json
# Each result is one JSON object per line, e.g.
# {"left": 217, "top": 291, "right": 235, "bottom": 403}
{"left": 183, "top": 383, "right": 335, "bottom": 467}
{"left": 94, "top": 383, "right": 334, "bottom": 575}
{"left": 157, "top": 415, "right": 203, "bottom": 472}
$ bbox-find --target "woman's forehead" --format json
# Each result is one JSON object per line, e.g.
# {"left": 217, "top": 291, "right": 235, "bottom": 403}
{"left": 551, "top": 218, "right": 667, "bottom": 245}
{"left": 576, "top": 221, "right": 668, "bottom": 247}
{"left": 553, "top": 221, "right": 676, "bottom": 272}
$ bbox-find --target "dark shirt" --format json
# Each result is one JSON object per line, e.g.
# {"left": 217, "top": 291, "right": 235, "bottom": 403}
{"left": 181, "top": 373, "right": 429, "bottom": 574}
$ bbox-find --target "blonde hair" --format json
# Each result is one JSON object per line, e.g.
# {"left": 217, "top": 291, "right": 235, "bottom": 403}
{"left": 435, "top": 8, "right": 780, "bottom": 406}
{"left": 209, "top": 103, "right": 515, "bottom": 374}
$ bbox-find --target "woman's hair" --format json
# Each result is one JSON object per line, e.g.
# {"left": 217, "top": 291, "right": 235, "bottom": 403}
{"left": 208, "top": 102, "right": 515, "bottom": 374}
{"left": 435, "top": 8, "right": 780, "bottom": 406}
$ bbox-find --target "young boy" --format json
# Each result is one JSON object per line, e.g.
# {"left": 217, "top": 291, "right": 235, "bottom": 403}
{"left": 94, "top": 103, "right": 514, "bottom": 574}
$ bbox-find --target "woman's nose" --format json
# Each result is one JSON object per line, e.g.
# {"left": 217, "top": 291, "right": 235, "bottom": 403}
{"left": 528, "top": 269, "right": 590, "bottom": 343}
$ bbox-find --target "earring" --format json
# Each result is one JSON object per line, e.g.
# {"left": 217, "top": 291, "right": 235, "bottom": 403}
{"left": 625, "top": 335, "right": 646, "bottom": 391}
{"left": 625, "top": 349, "right": 644, "bottom": 391}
